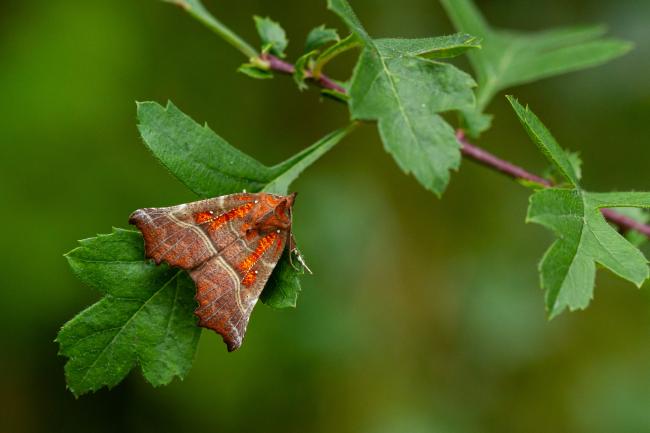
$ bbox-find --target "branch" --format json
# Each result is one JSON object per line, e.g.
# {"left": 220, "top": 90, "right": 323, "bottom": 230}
{"left": 263, "top": 54, "right": 650, "bottom": 239}
{"left": 457, "top": 132, "right": 650, "bottom": 238}
{"left": 262, "top": 54, "right": 347, "bottom": 93}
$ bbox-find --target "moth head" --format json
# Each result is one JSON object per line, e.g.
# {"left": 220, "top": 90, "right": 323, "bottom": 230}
{"left": 250, "top": 192, "right": 296, "bottom": 233}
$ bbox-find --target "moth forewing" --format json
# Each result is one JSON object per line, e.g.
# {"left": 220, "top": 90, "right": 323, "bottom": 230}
{"left": 130, "top": 192, "right": 300, "bottom": 350}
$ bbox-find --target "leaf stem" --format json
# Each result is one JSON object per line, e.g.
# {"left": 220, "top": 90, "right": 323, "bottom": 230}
{"left": 261, "top": 54, "right": 348, "bottom": 94}
{"left": 170, "top": 0, "right": 258, "bottom": 59}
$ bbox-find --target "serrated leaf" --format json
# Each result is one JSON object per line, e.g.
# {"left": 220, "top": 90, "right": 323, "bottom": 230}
{"left": 57, "top": 228, "right": 201, "bottom": 396}
{"left": 374, "top": 33, "right": 481, "bottom": 59}
{"left": 441, "top": 0, "right": 632, "bottom": 137}
{"left": 305, "top": 25, "right": 339, "bottom": 53}
{"left": 238, "top": 63, "right": 274, "bottom": 80}
{"left": 508, "top": 96, "right": 580, "bottom": 187}
{"left": 328, "top": 0, "right": 477, "bottom": 196}
{"left": 137, "top": 100, "right": 355, "bottom": 306}
{"left": 254, "top": 16, "right": 288, "bottom": 58}
{"left": 528, "top": 190, "right": 650, "bottom": 318}
{"left": 137, "top": 101, "right": 353, "bottom": 197}
{"left": 509, "top": 98, "right": 650, "bottom": 318}
{"left": 543, "top": 150, "right": 583, "bottom": 185}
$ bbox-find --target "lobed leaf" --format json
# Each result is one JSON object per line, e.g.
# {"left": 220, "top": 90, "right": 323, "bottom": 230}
{"left": 329, "top": 0, "right": 478, "bottom": 196}
{"left": 528, "top": 190, "right": 650, "bottom": 318}
{"left": 510, "top": 99, "right": 650, "bottom": 318}
{"left": 57, "top": 229, "right": 201, "bottom": 396}
{"left": 441, "top": 0, "right": 632, "bottom": 137}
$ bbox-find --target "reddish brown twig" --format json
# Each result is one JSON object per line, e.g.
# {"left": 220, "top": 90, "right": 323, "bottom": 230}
{"left": 262, "top": 54, "right": 347, "bottom": 94}
{"left": 264, "top": 53, "right": 650, "bottom": 239}
{"left": 457, "top": 132, "right": 650, "bottom": 237}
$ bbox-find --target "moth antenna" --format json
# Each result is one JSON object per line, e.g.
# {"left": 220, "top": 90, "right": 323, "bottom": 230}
{"left": 295, "top": 250, "right": 313, "bottom": 275}
{"left": 288, "top": 232, "right": 312, "bottom": 275}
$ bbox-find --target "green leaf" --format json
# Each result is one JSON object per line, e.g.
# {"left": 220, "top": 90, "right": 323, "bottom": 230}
{"left": 329, "top": 0, "right": 477, "bottom": 196}
{"left": 441, "top": 0, "right": 632, "bottom": 136}
{"left": 305, "top": 25, "right": 339, "bottom": 53}
{"left": 137, "top": 101, "right": 354, "bottom": 197}
{"left": 254, "top": 16, "right": 288, "bottom": 58}
{"left": 374, "top": 33, "right": 481, "bottom": 59}
{"left": 543, "top": 150, "right": 583, "bottom": 185}
{"left": 57, "top": 228, "right": 201, "bottom": 396}
{"left": 238, "top": 63, "right": 274, "bottom": 80}
{"left": 509, "top": 98, "right": 650, "bottom": 318}
{"left": 260, "top": 250, "right": 304, "bottom": 308}
{"left": 137, "top": 100, "right": 356, "bottom": 306}
{"left": 528, "top": 190, "right": 650, "bottom": 318}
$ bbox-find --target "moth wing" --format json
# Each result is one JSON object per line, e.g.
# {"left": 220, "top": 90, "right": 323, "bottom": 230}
{"left": 129, "top": 194, "right": 255, "bottom": 269}
{"left": 192, "top": 229, "right": 288, "bottom": 351}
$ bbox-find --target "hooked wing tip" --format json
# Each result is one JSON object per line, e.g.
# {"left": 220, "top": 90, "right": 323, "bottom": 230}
{"left": 194, "top": 307, "right": 244, "bottom": 352}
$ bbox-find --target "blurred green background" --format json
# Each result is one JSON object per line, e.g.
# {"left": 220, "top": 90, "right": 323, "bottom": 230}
{"left": 1, "top": 0, "right": 648, "bottom": 432}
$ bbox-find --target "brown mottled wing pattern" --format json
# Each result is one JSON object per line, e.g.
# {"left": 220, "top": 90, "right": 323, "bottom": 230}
{"left": 193, "top": 229, "right": 287, "bottom": 351}
{"left": 129, "top": 194, "right": 254, "bottom": 269}
{"left": 129, "top": 193, "right": 289, "bottom": 351}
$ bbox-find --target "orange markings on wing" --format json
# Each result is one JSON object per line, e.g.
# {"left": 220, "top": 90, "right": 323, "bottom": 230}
{"left": 242, "top": 272, "right": 257, "bottom": 287}
{"left": 238, "top": 232, "right": 279, "bottom": 275}
{"left": 193, "top": 202, "right": 255, "bottom": 230}
{"left": 194, "top": 212, "right": 214, "bottom": 224}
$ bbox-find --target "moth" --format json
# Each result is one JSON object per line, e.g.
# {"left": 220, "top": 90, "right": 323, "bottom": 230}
{"left": 129, "top": 192, "right": 308, "bottom": 351}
